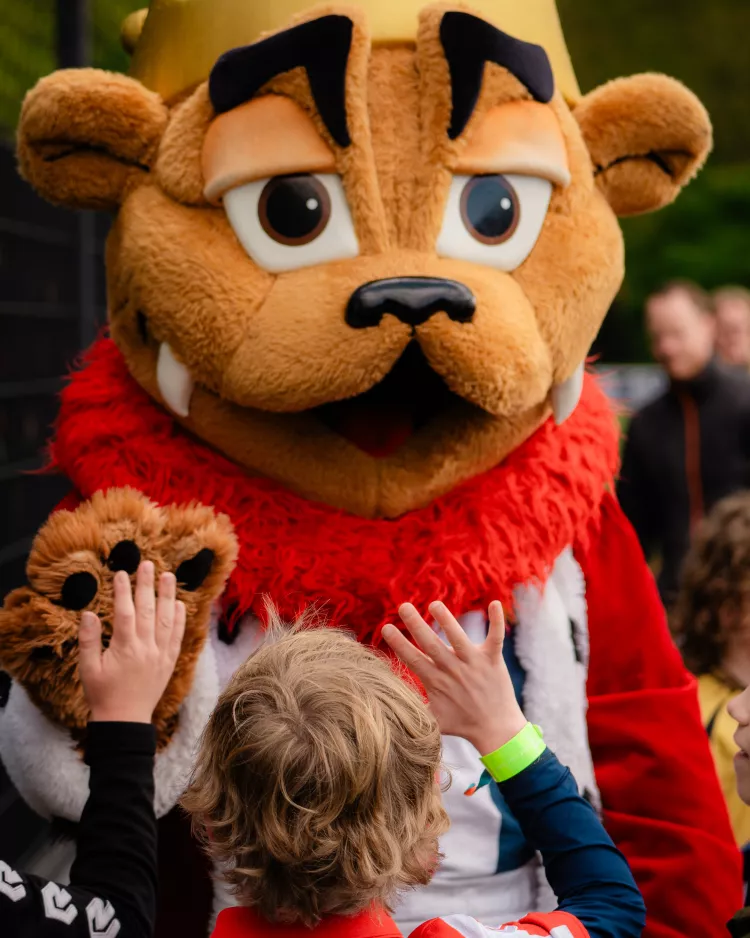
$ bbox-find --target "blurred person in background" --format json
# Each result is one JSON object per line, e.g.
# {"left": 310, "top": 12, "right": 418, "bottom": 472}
{"left": 618, "top": 280, "right": 750, "bottom": 607}
{"left": 715, "top": 286, "right": 750, "bottom": 371}
{"left": 672, "top": 492, "right": 750, "bottom": 859}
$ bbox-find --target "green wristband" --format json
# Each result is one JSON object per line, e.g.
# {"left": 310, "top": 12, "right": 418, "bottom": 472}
{"left": 480, "top": 722, "right": 546, "bottom": 783}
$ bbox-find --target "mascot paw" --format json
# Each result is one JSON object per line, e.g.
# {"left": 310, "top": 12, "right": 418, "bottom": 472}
{"left": 0, "top": 487, "right": 237, "bottom": 749}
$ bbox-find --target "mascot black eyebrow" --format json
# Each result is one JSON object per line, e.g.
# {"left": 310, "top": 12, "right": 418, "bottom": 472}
{"left": 0, "top": 1, "right": 741, "bottom": 936}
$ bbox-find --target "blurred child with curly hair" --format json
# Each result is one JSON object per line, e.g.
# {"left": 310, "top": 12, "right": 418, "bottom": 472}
{"left": 672, "top": 491, "right": 750, "bottom": 851}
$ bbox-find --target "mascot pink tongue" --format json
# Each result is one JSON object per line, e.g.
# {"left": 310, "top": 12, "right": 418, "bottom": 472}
{"left": 0, "top": 0, "right": 741, "bottom": 936}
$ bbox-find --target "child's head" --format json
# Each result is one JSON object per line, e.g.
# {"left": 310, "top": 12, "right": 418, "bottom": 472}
{"left": 672, "top": 492, "right": 750, "bottom": 677}
{"left": 183, "top": 620, "right": 449, "bottom": 925}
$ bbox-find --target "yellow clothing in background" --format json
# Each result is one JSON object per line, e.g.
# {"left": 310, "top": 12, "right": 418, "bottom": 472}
{"left": 698, "top": 672, "right": 750, "bottom": 848}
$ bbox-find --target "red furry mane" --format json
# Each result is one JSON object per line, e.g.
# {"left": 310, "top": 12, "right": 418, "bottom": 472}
{"left": 48, "top": 339, "right": 619, "bottom": 643}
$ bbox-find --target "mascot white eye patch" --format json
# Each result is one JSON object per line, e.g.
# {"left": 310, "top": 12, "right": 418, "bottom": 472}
{"left": 437, "top": 173, "right": 552, "bottom": 272}
{"left": 223, "top": 173, "right": 359, "bottom": 273}
{"left": 437, "top": 100, "right": 568, "bottom": 271}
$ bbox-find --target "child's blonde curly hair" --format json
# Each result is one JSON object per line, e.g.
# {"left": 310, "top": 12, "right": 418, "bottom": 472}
{"left": 182, "top": 611, "right": 448, "bottom": 926}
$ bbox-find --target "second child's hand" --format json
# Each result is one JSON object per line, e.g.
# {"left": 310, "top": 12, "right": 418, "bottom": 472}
{"left": 382, "top": 600, "right": 527, "bottom": 755}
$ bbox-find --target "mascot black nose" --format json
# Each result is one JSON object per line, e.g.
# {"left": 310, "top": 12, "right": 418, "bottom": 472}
{"left": 346, "top": 277, "right": 476, "bottom": 329}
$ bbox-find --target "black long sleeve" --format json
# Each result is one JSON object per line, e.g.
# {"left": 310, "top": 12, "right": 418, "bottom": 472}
{"left": 0, "top": 721, "right": 157, "bottom": 937}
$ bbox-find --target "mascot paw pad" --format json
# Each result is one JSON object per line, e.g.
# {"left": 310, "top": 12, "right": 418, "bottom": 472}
{"left": 0, "top": 487, "right": 237, "bottom": 747}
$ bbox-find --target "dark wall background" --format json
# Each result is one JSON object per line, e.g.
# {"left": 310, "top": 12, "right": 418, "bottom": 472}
{"left": 0, "top": 139, "right": 109, "bottom": 860}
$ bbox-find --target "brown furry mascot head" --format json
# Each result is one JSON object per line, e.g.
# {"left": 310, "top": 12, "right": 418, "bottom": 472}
{"left": 14, "top": 0, "right": 710, "bottom": 520}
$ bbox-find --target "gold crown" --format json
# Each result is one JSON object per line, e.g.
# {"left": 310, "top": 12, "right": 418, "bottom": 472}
{"left": 125, "top": 0, "right": 580, "bottom": 104}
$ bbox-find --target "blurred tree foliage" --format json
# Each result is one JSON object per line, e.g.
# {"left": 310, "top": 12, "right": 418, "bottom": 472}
{"left": 559, "top": 0, "right": 750, "bottom": 363}
{"left": 594, "top": 164, "right": 750, "bottom": 362}
{"left": 1, "top": 0, "right": 747, "bottom": 363}
{"left": 0, "top": 1, "right": 137, "bottom": 133}
{"left": 559, "top": 0, "right": 750, "bottom": 166}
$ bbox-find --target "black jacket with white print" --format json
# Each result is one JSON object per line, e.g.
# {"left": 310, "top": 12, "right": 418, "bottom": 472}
{"left": 0, "top": 722, "right": 157, "bottom": 938}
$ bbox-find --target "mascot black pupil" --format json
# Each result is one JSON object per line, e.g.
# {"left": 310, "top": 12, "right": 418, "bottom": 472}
{"left": 461, "top": 175, "right": 519, "bottom": 244}
{"left": 259, "top": 174, "right": 330, "bottom": 246}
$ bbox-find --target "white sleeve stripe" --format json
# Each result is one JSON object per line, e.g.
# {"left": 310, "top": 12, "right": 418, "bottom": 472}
{"left": 42, "top": 881, "right": 79, "bottom": 925}
{"left": 550, "top": 928, "right": 575, "bottom": 938}
{"left": 0, "top": 860, "right": 27, "bottom": 902}
{"left": 87, "top": 897, "right": 121, "bottom": 937}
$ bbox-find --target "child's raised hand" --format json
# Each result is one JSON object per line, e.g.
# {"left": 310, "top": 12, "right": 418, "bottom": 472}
{"left": 382, "top": 600, "right": 527, "bottom": 755}
{"left": 78, "top": 561, "right": 186, "bottom": 724}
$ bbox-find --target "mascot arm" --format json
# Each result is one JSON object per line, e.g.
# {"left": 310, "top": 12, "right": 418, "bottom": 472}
{"left": 0, "top": 487, "right": 237, "bottom": 824}
{"left": 575, "top": 491, "right": 743, "bottom": 938}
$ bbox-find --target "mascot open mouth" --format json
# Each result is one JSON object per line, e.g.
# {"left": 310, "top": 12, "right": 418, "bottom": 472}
{"left": 315, "top": 342, "right": 467, "bottom": 458}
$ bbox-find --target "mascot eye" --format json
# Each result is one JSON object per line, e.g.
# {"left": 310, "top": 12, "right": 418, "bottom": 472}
{"left": 436, "top": 174, "right": 553, "bottom": 272}
{"left": 223, "top": 173, "right": 359, "bottom": 273}
{"left": 259, "top": 175, "right": 331, "bottom": 245}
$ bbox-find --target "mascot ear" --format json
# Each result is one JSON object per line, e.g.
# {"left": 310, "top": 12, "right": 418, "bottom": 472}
{"left": 17, "top": 68, "right": 168, "bottom": 211}
{"left": 574, "top": 73, "right": 712, "bottom": 217}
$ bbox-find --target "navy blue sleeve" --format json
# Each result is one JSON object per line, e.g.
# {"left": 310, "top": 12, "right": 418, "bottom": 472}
{"left": 500, "top": 749, "right": 646, "bottom": 938}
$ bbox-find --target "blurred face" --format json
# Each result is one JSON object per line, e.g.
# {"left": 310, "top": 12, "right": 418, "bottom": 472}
{"left": 646, "top": 289, "right": 715, "bottom": 381}
{"left": 728, "top": 687, "right": 750, "bottom": 804}
{"left": 715, "top": 298, "right": 750, "bottom": 368}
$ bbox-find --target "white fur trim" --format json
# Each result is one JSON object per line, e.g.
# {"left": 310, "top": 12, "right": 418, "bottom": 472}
{"left": 513, "top": 547, "right": 598, "bottom": 809}
{"left": 513, "top": 547, "right": 599, "bottom": 910}
{"left": 210, "top": 609, "right": 265, "bottom": 691}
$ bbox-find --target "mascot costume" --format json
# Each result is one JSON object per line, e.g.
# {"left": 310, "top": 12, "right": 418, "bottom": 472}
{"left": 0, "top": 0, "right": 742, "bottom": 935}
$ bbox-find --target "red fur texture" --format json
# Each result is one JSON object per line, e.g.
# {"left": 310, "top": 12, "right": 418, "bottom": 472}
{"left": 49, "top": 339, "right": 619, "bottom": 642}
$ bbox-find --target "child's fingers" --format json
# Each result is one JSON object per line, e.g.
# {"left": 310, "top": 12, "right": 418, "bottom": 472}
{"left": 168, "top": 600, "right": 187, "bottom": 662}
{"left": 134, "top": 561, "right": 156, "bottom": 638}
{"left": 485, "top": 600, "right": 506, "bottom": 663}
{"left": 429, "top": 601, "right": 474, "bottom": 662}
{"left": 398, "top": 603, "right": 458, "bottom": 672}
{"left": 78, "top": 612, "right": 103, "bottom": 682}
{"left": 381, "top": 623, "right": 436, "bottom": 683}
{"left": 112, "top": 569, "right": 136, "bottom": 641}
{"left": 155, "top": 572, "right": 177, "bottom": 650}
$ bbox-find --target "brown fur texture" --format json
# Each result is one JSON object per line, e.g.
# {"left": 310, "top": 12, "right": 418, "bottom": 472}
{"left": 0, "top": 488, "right": 238, "bottom": 749}
{"left": 573, "top": 73, "right": 712, "bottom": 217}
{"left": 156, "top": 82, "right": 214, "bottom": 206}
{"left": 18, "top": 69, "right": 168, "bottom": 211}
{"left": 16, "top": 5, "right": 712, "bottom": 518}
